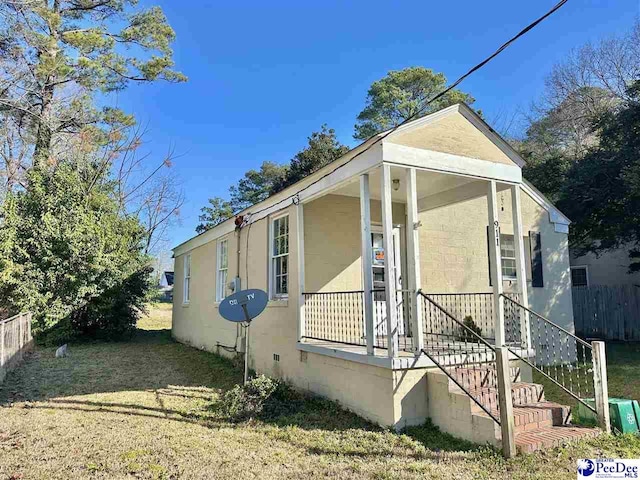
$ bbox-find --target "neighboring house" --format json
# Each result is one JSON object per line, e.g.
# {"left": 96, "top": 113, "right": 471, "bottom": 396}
{"left": 172, "top": 104, "right": 600, "bottom": 451}
{"left": 158, "top": 271, "right": 174, "bottom": 301}
{"left": 570, "top": 247, "right": 640, "bottom": 287}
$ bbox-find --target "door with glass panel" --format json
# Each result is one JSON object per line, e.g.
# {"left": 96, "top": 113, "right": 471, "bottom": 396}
{"left": 371, "top": 226, "right": 405, "bottom": 337}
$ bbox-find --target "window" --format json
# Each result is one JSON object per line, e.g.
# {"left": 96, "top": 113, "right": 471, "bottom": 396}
{"left": 571, "top": 266, "right": 588, "bottom": 287}
{"left": 270, "top": 215, "right": 289, "bottom": 298}
{"left": 216, "top": 239, "right": 228, "bottom": 302}
{"left": 500, "top": 234, "right": 517, "bottom": 278}
{"left": 183, "top": 254, "right": 191, "bottom": 304}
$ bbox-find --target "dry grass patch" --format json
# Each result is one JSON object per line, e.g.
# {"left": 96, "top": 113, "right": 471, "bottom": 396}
{"left": 0, "top": 306, "right": 639, "bottom": 479}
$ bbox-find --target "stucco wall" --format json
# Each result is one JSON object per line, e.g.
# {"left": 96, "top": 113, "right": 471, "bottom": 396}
{"left": 389, "top": 112, "right": 516, "bottom": 166}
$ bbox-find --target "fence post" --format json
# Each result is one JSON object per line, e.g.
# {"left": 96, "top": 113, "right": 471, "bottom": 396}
{"left": 0, "top": 320, "right": 4, "bottom": 369}
{"left": 592, "top": 341, "right": 611, "bottom": 434}
{"left": 496, "top": 346, "right": 516, "bottom": 458}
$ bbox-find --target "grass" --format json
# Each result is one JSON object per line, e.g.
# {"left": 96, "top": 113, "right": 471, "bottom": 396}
{"left": 0, "top": 308, "right": 639, "bottom": 480}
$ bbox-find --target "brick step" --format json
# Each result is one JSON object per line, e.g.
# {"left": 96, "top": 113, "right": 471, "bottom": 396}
{"left": 451, "top": 366, "right": 522, "bottom": 386}
{"left": 515, "top": 425, "right": 600, "bottom": 454}
{"left": 451, "top": 380, "right": 546, "bottom": 408}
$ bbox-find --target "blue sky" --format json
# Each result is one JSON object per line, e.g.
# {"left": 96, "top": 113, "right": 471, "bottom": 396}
{"left": 113, "top": 0, "right": 638, "bottom": 255}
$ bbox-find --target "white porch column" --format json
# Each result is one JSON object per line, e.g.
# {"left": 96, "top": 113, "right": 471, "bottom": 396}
{"left": 296, "top": 202, "right": 305, "bottom": 342}
{"left": 381, "top": 164, "right": 399, "bottom": 358}
{"left": 510, "top": 184, "right": 531, "bottom": 347}
{"left": 405, "top": 167, "right": 424, "bottom": 354}
{"left": 360, "top": 174, "right": 375, "bottom": 355}
{"left": 488, "top": 180, "right": 505, "bottom": 346}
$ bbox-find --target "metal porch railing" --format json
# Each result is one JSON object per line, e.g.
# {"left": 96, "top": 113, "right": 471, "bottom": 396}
{"left": 502, "top": 294, "right": 597, "bottom": 414}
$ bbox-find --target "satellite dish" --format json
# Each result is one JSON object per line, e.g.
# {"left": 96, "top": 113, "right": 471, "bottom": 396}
{"left": 219, "top": 289, "right": 268, "bottom": 323}
{"left": 218, "top": 288, "right": 268, "bottom": 386}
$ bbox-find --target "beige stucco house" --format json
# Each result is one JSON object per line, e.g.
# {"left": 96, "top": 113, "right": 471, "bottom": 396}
{"left": 172, "top": 104, "right": 603, "bottom": 453}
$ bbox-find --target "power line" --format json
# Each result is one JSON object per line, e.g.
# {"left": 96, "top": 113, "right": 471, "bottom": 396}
{"left": 241, "top": 0, "right": 569, "bottom": 224}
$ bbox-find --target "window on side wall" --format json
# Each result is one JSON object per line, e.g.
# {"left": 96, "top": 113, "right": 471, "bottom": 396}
{"left": 571, "top": 266, "right": 588, "bottom": 287}
{"left": 183, "top": 254, "right": 191, "bottom": 304}
{"left": 270, "top": 215, "right": 289, "bottom": 299}
{"left": 216, "top": 238, "right": 228, "bottom": 302}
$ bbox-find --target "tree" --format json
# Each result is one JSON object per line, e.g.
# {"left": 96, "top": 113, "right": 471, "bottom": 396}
{"left": 353, "top": 67, "right": 475, "bottom": 141}
{"left": 0, "top": 0, "right": 186, "bottom": 165}
{"left": 0, "top": 160, "right": 151, "bottom": 338}
{"left": 196, "top": 197, "right": 234, "bottom": 234}
{"left": 558, "top": 82, "right": 640, "bottom": 272}
{"left": 520, "top": 20, "right": 640, "bottom": 203}
{"left": 196, "top": 126, "right": 347, "bottom": 233}
{"left": 274, "top": 125, "right": 348, "bottom": 191}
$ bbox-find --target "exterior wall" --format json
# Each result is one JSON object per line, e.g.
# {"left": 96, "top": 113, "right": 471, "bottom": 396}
{"left": 304, "top": 194, "right": 405, "bottom": 292}
{"left": 172, "top": 202, "right": 402, "bottom": 426}
{"left": 389, "top": 112, "right": 516, "bottom": 166}
{"left": 172, "top": 186, "right": 574, "bottom": 430}
{"left": 571, "top": 246, "right": 640, "bottom": 286}
{"left": 418, "top": 187, "right": 574, "bottom": 332}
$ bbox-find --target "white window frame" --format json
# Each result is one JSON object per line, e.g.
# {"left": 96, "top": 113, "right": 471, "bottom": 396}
{"left": 571, "top": 265, "right": 589, "bottom": 287}
{"left": 500, "top": 233, "right": 517, "bottom": 280}
{"left": 183, "top": 253, "right": 191, "bottom": 305}
{"left": 216, "top": 238, "right": 229, "bottom": 302}
{"left": 269, "top": 214, "right": 289, "bottom": 299}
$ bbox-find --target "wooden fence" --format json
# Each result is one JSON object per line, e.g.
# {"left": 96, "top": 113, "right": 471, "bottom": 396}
{"left": 572, "top": 285, "right": 640, "bottom": 341}
{"left": 0, "top": 312, "right": 33, "bottom": 384}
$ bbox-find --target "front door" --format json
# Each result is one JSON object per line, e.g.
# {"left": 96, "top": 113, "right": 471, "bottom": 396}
{"left": 371, "top": 226, "right": 405, "bottom": 336}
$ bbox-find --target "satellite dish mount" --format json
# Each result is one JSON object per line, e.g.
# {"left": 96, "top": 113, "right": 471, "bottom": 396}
{"left": 219, "top": 289, "right": 268, "bottom": 385}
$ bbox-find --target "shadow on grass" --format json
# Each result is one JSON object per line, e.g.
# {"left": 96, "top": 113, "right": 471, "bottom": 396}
{"left": 0, "top": 323, "right": 483, "bottom": 458}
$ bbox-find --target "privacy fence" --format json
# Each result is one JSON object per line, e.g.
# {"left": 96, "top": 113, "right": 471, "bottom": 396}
{"left": 0, "top": 312, "right": 33, "bottom": 384}
{"left": 572, "top": 285, "right": 640, "bottom": 341}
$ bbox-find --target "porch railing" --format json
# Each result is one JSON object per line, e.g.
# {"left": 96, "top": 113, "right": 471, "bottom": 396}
{"left": 302, "top": 290, "right": 414, "bottom": 351}
{"left": 303, "top": 291, "right": 366, "bottom": 347}
{"left": 502, "top": 295, "right": 597, "bottom": 414}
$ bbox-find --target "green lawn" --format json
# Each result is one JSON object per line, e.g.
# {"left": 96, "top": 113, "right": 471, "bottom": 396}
{"left": 1, "top": 307, "right": 639, "bottom": 479}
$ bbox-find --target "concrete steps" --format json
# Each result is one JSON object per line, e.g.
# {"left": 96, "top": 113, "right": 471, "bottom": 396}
{"left": 427, "top": 367, "right": 600, "bottom": 454}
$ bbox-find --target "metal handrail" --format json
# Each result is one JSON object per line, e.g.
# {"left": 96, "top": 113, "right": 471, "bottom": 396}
{"left": 419, "top": 292, "right": 501, "bottom": 425}
{"left": 500, "top": 294, "right": 592, "bottom": 349}
{"left": 302, "top": 290, "right": 364, "bottom": 295}
{"left": 501, "top": 294, "right": 596, "bottom": 414}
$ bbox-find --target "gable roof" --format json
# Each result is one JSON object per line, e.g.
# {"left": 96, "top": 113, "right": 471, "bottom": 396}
{"left": 174, "top": 103, "right": 568, "bottom": 255}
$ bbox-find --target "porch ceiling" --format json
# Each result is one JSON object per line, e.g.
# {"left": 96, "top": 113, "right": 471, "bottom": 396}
{"left": 329, "top": 167, "right": 479, "bottom": 203}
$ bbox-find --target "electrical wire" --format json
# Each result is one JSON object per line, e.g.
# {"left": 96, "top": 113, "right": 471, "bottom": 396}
{"left": 240, "top": 0, "right": 569, "bottom": 224}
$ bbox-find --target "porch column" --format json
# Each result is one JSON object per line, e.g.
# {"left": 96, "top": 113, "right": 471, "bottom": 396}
{"left": 488, "top": 180, "right": 505, "bottom": 346}
{"left": 296, "top": 202, "right": 305, "bottom": 342}
{"left": 381, "top": 164, "right": 399, "bottom": 358}
{"left": 510, "top": 184, "right": 531, "bottom": 348}
{"left": 405, "top": 167, "right": 424, "bottom": 354}
{"left": 360, "top": 174, "right": 375, "bottom": 355}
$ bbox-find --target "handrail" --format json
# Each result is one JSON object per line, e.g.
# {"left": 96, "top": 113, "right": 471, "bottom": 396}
{"left": 302, "top": 290, "right": 364, "bottom": 295}
{"left": 420, "top": 292, "right": 496, "bottom": 351}
{"left": 500, "top": 294, "right": 592, "bottom": 349}
{"left": 419, "top": 292, "right": 501, "bottom": 425}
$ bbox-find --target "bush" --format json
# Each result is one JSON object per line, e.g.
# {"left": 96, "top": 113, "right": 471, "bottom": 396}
{"left": 460, "top": 315, "right": 483, "bottom": 342}
{"left": 217, "top": 375, "right": 279, "bottom": 421}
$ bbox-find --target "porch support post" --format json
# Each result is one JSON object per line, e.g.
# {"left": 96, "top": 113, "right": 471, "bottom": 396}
{"left": 381, "top": 164, "right": 399, "bottom": 358}
{"left": 510, "top": 184, "right": 530, "bottom": 348}
{"left": 360, "top": 174, "right": 375, "bottom": 355}
{"left": 488, "top": 180, "right": 505, "bottom": 346}
{"left": 405, "top": 167, "right": 424, "bottom": 354}
{"left": 296, "top": 202, "right": 305, "bottom": 342}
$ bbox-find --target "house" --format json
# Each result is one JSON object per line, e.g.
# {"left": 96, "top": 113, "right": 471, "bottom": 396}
{"left": 158, "top": 271, "right": 174, "bottom": 301}
{"left": 172, "top": 104, "right": 604, "bottom": 453}
{"left": 570, "top": 247, "right": 640, "bottom": 287}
